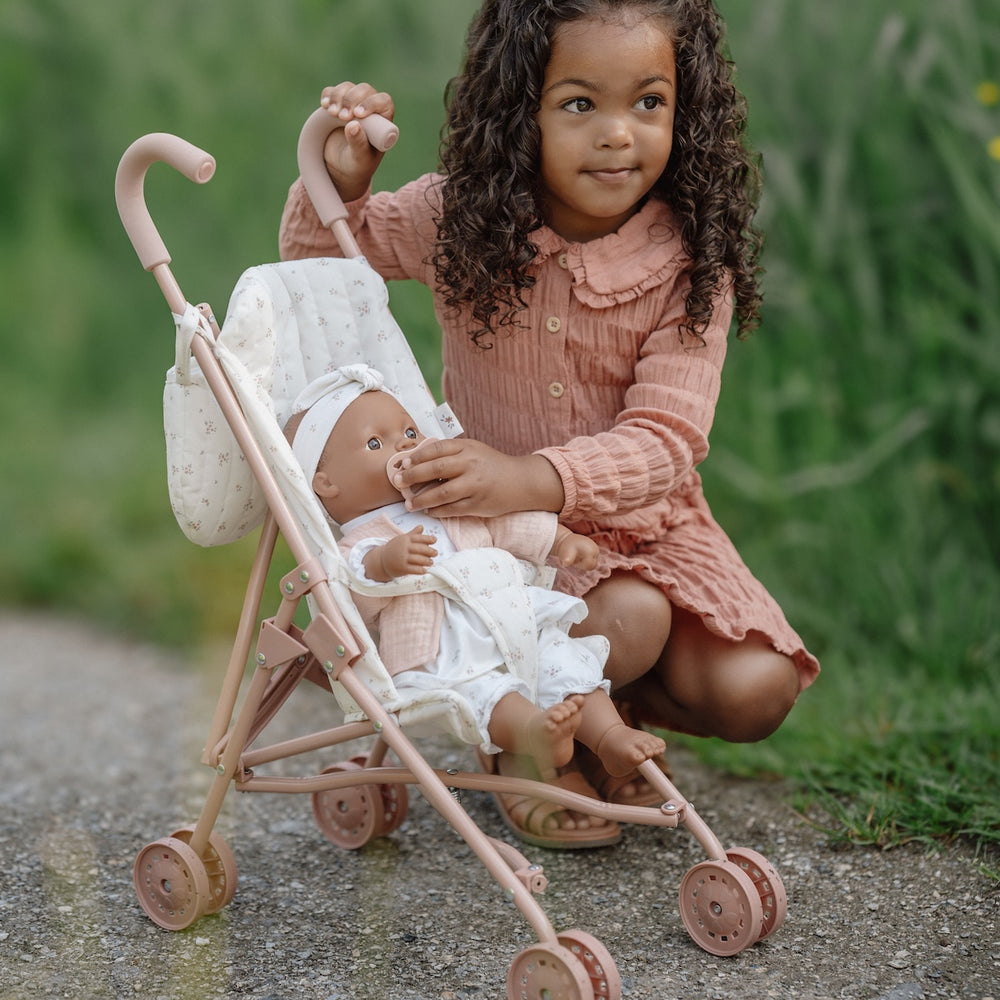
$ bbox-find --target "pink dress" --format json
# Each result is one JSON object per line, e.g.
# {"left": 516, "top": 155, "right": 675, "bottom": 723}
{"left": 280, "top": 174, "right": 820, "bottom": 691}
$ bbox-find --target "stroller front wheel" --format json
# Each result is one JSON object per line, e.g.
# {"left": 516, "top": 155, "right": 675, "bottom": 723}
{"left": 507, "top": 941, "right": 597, "bottom": 1000}
{"left": 678, "top": 859, "right": 763, "bottom": 955}
{"left": 725, "top": 847, "right": 787, "bottom": 941}
{"left": 170, "top": 825, "right": 238, "bottom": 914}
{"left": 557, "top": 929, "right": 621, "bottom": 1000}
{"left": 133, "top": 837, "right": 211, "bottom": 930}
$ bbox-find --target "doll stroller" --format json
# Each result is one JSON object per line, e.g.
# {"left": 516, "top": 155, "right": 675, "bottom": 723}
{"left": 115, "top": 106, "right": 788, "bottom": 999}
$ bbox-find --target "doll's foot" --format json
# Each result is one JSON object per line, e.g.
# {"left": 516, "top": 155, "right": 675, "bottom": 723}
{"left": 524, "top": 694, "right": 584, "bottom": 770}
{"left": 593, "top": 723, "right": 667, "bottom": 778}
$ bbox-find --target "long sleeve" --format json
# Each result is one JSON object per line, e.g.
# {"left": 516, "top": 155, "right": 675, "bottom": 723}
{"left": 537, "top": 290, "right": 730, "bottom": 523}
{"left": 279, "top": 174, "right": 441, "bottom": 288}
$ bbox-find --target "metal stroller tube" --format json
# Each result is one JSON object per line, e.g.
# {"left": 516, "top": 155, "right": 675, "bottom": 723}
{"left": 297, "top": 107, "right": 398, "bottom": 257}
{"left": 115, "top": 133, "right": 216, "bottom": 272}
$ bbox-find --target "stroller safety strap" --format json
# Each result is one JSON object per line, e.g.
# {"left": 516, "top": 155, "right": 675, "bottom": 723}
{"left": 171, "top": 302, "right": 215, "bottom": 385}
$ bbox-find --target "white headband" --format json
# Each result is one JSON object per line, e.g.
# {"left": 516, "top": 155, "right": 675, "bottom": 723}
{"left": 290, "top": 365, "right": 388, "bottom": 502}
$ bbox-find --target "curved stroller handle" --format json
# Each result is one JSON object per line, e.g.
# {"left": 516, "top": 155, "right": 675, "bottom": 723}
{"left": 116, "top": 133, "right": 216, "bottom": 271}
{"left": 297, "top": 107, "right": 398, "bottom": 238}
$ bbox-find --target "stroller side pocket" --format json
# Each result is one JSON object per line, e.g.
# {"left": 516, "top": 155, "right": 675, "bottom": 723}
{"left": 163, "top": 304, "right": 267, "bottom": 545}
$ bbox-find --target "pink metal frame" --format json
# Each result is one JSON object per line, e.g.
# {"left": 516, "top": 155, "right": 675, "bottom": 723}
{"left": 115, "top": 107, "right": 776, "bottom": 969}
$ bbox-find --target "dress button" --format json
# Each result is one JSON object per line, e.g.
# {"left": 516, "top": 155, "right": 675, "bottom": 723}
{"left": 548, "top": 381, "right": 565, "bottom": 398}
{"left": 557, "top": 252, "right": 568, "bottom": 269}
{"left": 545, "top": 316, "right": 562, "bottom": 334}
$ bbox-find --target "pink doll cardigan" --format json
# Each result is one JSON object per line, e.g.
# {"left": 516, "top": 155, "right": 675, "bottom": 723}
{"left": 338, "top": 508, "right": 558, "bottom": 676}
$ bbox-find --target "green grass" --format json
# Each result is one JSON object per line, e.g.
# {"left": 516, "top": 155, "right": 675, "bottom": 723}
{"left": 0, "top": 0, "right": 997, "bottom": 860}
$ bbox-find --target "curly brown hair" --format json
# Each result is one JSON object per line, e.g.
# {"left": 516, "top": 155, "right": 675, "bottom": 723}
{"left": 434, "top": 0, "right": 762, "bottom": 348}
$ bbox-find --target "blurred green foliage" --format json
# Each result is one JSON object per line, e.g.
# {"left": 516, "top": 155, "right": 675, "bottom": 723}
{"left": 1, "top": 0, "right": 997, "bottom": 848}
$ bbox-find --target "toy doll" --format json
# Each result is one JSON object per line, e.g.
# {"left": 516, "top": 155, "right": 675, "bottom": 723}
{"left": 287, "top": 366, "right": 666, "bottom": 787}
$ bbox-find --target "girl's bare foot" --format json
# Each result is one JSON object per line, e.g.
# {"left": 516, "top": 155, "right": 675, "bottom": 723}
{"left": 594, "top": 723, "right": 667, "bottom": 777}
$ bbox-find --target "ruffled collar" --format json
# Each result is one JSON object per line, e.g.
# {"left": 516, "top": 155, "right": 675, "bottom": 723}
{"left": 530, "top": 198, "right": 688, "bottom": 307}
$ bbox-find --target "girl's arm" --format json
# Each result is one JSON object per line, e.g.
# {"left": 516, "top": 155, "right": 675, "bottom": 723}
{"left": 397, "top": 288, "right": 730, "bottom": 523}
{"left": 280, "top": 84, "right": 443, "bottom": 282}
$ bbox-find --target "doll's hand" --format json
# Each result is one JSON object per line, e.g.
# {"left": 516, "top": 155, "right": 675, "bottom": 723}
{"left": 364, "top": 526, "right": 437, "bottom": 581}
{"left": 318, "top": 81, "right": 395, "bottom": 202}
{"left": 389, "top": 438, "right": 565, "bottom": 519}
{"left": 551, "top": 527, "right": 600, "bottom": 570}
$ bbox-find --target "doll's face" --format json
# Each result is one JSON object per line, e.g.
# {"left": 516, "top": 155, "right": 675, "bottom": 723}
{"left": 312, "top": 390, "right": 424, "bottom": 524}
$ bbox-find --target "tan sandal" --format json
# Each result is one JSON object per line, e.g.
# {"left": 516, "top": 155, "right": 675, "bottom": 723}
{"left": 575, "top": 743, "right": 672, "bottom": 807}
{"left": 477, "top": 749, "right": 621, "bottom": 850}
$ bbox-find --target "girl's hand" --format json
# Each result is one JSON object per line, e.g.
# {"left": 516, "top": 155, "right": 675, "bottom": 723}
{"left": 318, "top": 81, "right": 395, "bottom": 202}
{"left": 390, "top": 438, "right": 565, "bottom": 519}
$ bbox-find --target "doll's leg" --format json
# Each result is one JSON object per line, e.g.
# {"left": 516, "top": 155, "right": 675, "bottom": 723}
{"left": 487, "top": 691, "right": 585, "bottom": 770}
{"left": 573, "top": 689, "right": 666, "bottom": 777}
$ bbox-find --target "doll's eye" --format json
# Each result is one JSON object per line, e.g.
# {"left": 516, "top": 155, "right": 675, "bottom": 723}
{"left": 366, "top": 437, "right": 383, "bottom": 450}
{"left": 404, "top": 427, "right": 418, "bottom": 440}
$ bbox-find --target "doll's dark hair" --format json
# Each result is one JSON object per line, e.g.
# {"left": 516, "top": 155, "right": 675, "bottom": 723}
{"left": 434, "top": 0, "right": 762, "bottom": 347}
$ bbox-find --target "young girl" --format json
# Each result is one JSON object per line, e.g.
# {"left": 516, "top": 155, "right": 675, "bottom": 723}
{"left": 279, "top": 0, "right": 820, "bottom": 848}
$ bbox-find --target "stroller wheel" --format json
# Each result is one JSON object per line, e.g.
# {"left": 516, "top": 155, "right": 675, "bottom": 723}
{"left": 312, "top": 762, "right": 385, "bottom": 849}
{"left": 133, "top": 837, "right": 211, "bottom": 930}
{"left": 170, "top": 825, "right": 238, "bottom": 914}
{"left": 507, "top": 941, "right": 596, "bottom": 1000}
{"left": 678, "top": 859, "right": 763, "bottom": 956}
{"left": 375, "top": 781, "right": 409, "bottom": 836}
{"left": 346, "top": 754, "right": 410, "bottom": 836}
{"left": 725, "top": 847, "right": 787, "bottom": 941}
{"left": 557, "top": 930, "right": 621, "bottom": 1000}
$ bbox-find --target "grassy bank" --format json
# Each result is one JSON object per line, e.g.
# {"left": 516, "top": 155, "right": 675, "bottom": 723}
{"left": 1, "top": 0, "right": 996, "bottom": 858}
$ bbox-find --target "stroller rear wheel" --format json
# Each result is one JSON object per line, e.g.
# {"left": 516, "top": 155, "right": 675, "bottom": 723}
{"left": 312, "top": 761, "right": 386, "bottom": 848}
{"left": 133, "top": 837, "right": 211, "bottom": 930}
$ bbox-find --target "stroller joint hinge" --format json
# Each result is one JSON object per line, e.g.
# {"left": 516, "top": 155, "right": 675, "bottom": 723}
{"left": 280, "top": 558, "right": 327, "bottom": 600}
{"left": 302, "top": 613, "right": 361, "bottom": 679}
{"left": 255, "top": 620, "right": 310, "bottom": 671}
{"left": 660, "top": 798, "right": 686, "bottom": 824}
{"left": 487, "top": 837, "right": 547, "bottom": 894}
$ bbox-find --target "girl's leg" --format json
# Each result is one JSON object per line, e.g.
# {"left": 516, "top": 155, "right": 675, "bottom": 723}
{"left": 574, "top": 571, "right": 800, "bottom": 741}
{"left": 624, "top": 605, "right": 801, "bottom": 742}
{"left": 570, "top": 570, "right": 674, "bottom": 689}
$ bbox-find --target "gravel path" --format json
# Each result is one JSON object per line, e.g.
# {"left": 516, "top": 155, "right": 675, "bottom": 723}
{"left": 0, "top": 611, "right": 996, "bottom": 999}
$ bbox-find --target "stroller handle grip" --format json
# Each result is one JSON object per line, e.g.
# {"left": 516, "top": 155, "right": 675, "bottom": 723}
{"left": 116, "top": 133, "right": 216, "bottom": 271}
{"left": 297, "top": 107, "right": 398, "bottom": 233}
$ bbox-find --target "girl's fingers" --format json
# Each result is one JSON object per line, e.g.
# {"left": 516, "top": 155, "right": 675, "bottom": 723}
{"left": 320, "top": 83, "right": 394, "bottom": 124}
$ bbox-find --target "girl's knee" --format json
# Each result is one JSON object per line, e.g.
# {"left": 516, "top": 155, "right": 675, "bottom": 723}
{"left": 712, "top": 648, "right": 800, "bottom": 743}
{"left": 576, "top": 573, "right": 672, "bottom": 681}
{"left": 662, "top": 612, "right": 801, "bottom": 742}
